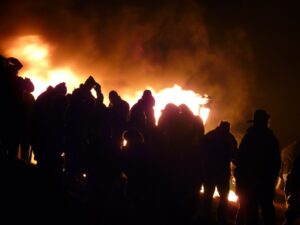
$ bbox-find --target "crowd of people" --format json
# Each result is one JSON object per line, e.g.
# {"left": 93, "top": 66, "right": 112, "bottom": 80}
{"left": 0, "top": 54, "right": 299, "bottom": 225}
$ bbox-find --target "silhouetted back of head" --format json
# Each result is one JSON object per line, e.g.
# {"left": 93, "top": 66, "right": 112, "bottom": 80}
{"left": 179, "top": 104, "right": 193, "bottom": 115}
{"left": 163, "top": 103, "right": 178, "bottom": 115}
{"left": 218, "top": 121, "right": 230, "bottom": 132}
{"left": 142, "top": 89, "right": 155, "bottom": 107}
{"left": 109, "top": 90, "right": 119, "bottom": 103}
{"left": 250, "top": 109, "right": 270, "bottom": 126}
{"left": 54, "top": 82, "right": 67, "bottom": 95}
{"left": 23, "top": 77, "right": 35, "bottom": 93}
{"left": 7, "top": 57, "right": 23, "bottom": 71}
{"left": 142, "top": 89, "right": 152, "bottom": 97}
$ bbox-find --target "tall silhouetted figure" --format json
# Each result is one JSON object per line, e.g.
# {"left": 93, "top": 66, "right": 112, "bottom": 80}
{"left": 20, "top": 77, "right": 35, "bottom": 163}
{"left": 129, "top": 89, "right": 155, "bottom": 138}
{"left": 108, "top": 90, "right": 130, "bottom": 149}
{"left": 0, "top": 56, "right": 25, "bottom": 162}
{"left": 202, "top": 121, "right": 237, "bottom": 224}
{"left": 235, "top": 109, "right": 281, "bottom": 225}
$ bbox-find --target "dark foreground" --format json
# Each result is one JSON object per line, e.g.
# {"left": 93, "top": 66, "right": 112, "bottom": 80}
{"left": 0, "top": 161, "right": 286, "bottom": 225}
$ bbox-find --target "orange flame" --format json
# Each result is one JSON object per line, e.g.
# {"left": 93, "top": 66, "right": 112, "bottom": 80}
{"left": 200, "top": 185, "right": 238, "bottom": 202}
{"left": 6, "top": 35, "right": 211, "bottom": 124}
{"left": 6, "top": 35, "right": 82, "bottom": 98}
{"left": 124, "top": 85, "right": 210, "bottom": 124}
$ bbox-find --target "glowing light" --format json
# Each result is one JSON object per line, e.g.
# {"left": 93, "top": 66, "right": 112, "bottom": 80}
{"left": 125, "top": 84, "right": 210, "bottom": 124}
{"left": 6, "top": 36, "right": 210, "bottom": 124}
{"left": 122, "top": 139, "right": 128, "bottom": 147}
{"left": 23, "top": 44, "right": 48, "bottom": 62}
{"left": 30, "top": 151, "right": 38, "bottom": 165}
{"left": 199, "top": 106, "right": 210, "bottom": 124}
{"left": 199, "top": 186, "right": 238, "bottom": 202}
{"left": 8, "top": 35, "right": 49, "bottom": 64}
{"left": 5, "top": 35, "right": 82, "bottom": 98}
{"left": 213, "top": 187, "right": 220, "bottom": 198}
{"left": 200, "top": 185, "right": 204, "bottom": 193}
{"left": 82, "top": 173, "right": 87, "bottom": 178}
{"left": 228, "top": 190, "right": 239, "bottom": 202}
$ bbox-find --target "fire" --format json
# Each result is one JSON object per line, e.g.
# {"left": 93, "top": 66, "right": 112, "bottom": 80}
{"left": 124, "top": 85, "right": 210, "bottom": 124}
{"left": 6, "top": 35, "right": 212, "bottom": 164}
{"left": 5, "top": 35, "right": 82, "bottom": 98}
{"left": 200, "top": 185, "right": 239, "bottom": 202}
{"left": 153, "top": 85, "right": 210, "bottom": 124}
{"left": 6, "top": 35, "right": 210, "bottom": 123}
{"left": 4, "top": 35, "right": 242, "bottom": 203}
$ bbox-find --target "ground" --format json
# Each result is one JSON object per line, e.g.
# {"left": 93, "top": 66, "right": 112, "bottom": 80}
{"left": 0, "top": 160, "right": 287, "bottom": 225}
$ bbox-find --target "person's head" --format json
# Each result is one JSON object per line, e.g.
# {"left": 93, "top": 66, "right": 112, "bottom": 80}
{"left": 7, "top": 57, "right": 23, "bottom": 71}
{"left": 250, "top": 109, "right": 270, "bottom": 127}
{"left": 23, "top": 77, "right": 35, "bottom": 93}
{"left": 142, "top": 89, "right": 155, "bottom": 107}
{"left": 109, "top": 90, "right": 119, "bottom": 104}
{"left": 179, "top": 104, "right": 193, "bottom": 116}
{"left": 142, "top": 89, "right": 152, "bottom": 97}
{"left": 218, "top": 120, "right": 230, "bottom": 132}
{"left": 162, "top": 103, "right": 179, "bottom": 115}
{"left": 54, "top": 82, "right": 67, "bottom": 95}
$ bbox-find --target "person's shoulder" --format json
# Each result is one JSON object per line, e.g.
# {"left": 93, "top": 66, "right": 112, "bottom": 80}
{"left": 228, "top": 132, "right": 237, "bottom": 141}
{"left": 204, "top": 129, "right": 218, "bottom": 138}
{"left": 121, "top": 99, "right": 130, "bottom": 107}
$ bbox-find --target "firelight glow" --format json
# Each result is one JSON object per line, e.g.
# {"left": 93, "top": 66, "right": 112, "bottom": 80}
{"left": 124, "top": 85, "right": 210, "bottom": 124}
{"left": 153, "top": 85, "right": 210, "bottom": 124}
{"left": 6, "top": 35, "right": 82, "bottom": 98}
{"left": 6, "top": 35, "right": 211, "bottom": 125}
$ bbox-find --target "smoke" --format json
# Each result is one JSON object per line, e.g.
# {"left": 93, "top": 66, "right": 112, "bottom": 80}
{"left": 0, "top": 0, "right": 254, "bottom": 137}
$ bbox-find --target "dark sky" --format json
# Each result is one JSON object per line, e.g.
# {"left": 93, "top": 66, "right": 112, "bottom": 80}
{"left": 200, "top": 1, "right": 300, "bottom": 146}
{"left": 0, "top": 0, "right": 299, "bottom": 147}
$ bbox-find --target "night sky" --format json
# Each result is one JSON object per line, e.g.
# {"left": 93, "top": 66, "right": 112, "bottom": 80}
{"left": 0, "top": 0, "right": 299, "bottom": 147}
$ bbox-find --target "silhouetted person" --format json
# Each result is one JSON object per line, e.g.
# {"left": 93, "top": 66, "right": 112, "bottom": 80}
{"left": 129, "top": 89, "right": 155, "bottom": 138}
{"left": 141, "top": 90, "right": 156, "bottom": 128}
{"left": 283, "top": 154, "right": 300, "bottom": 225}
{"left": 64, "top": 76, "right": 97, "bottom": 176}
{"left": 157, "top": 103, "right": 180, "bottom": 146}
{"left": 20, "top": 77, "right": 35, "bottom": 163}
{"left": 31, "top": 85, "right": 55, "bottom": 167}
{"left": 109, "top": 90, "right": 130, "bottom": 149}
{"left": 157, "top": 104, "right": 205, "bottom": 224}
{"left": 235, "top": 109, "right": 281, "bottom": 225}
{"left": 0, "top": 56, "right": 25, "bottom": 162}
{"left": 202, "top": 121, "right": 237, "bottom": 224}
